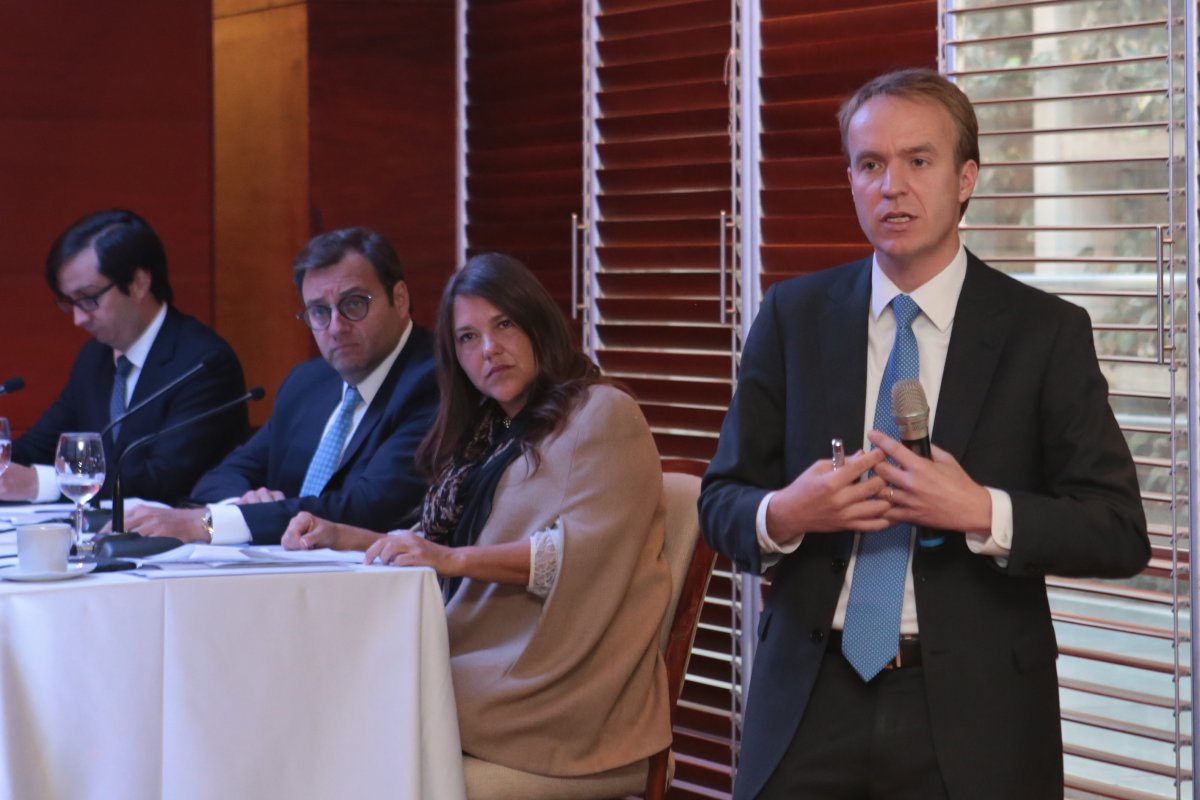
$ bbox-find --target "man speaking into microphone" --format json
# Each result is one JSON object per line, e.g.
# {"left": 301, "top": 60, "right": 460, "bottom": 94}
{"left": 0, "top": 209, "right": 247, "bottom": 505}
{"left": 699, "top": 69, "right": 1149, "bottom": 800}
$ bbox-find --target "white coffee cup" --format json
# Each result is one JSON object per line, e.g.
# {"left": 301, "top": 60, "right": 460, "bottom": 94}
{"left": 17, "top": 523, "right": 73, "bottom": 573}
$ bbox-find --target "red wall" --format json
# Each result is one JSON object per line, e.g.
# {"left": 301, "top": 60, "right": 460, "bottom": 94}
{"left": 307, "top": 0, "right": 457, "bottom": 328}
{"left": 0, "top": 1, "right": 214, "bottom": 434}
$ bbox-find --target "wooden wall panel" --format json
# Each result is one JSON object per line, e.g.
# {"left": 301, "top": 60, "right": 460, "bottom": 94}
{"left": 214, "top": 1, "right": 313, "bottom": 425}
{"left": 307, "top": 0, "right": 457, "bottom": 329}
{"left": 0, "top": 1, "right": 214, "bottom": 434}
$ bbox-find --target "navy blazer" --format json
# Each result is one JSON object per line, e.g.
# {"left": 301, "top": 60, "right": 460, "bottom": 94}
{"left": 189, "top": 325, "right": 438, "bottom": 544}
{"left": 699, "top": 254, "right": 1149, "bottom": 800}
{"left": 12, "top": 306, "right": 248, "bottom": 504}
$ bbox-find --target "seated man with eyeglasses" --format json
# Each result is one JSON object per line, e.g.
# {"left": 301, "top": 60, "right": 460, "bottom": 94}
{"left": 0, "top": 209, "right": 248, "bottom": 505}
{"left": 122, "top": 227, "right": 438, "bottom": 545}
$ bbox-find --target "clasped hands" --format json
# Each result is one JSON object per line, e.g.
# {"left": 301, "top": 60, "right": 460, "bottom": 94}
{"left": 764, "top": 430, "right": 992, "bottom": 548}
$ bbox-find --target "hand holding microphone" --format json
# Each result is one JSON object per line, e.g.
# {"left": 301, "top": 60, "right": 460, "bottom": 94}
{"left": 867, "top": 379, "right": 993, "bottom": 546}
{"left": 889, "top": 380, "right": 942, "bottom": 548}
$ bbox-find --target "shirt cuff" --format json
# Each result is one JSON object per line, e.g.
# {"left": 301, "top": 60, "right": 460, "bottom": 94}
{"left": 208, "top": 501, "right": 252, "bottom": 546}
{"left": 33, "top": 464, "right": 63, "bottom": 502}
{"left": 963, "top": 487, "right": 1012, "bottom": 562}
{"left": 756, "top": 491, "right": 803, "bottom": 571}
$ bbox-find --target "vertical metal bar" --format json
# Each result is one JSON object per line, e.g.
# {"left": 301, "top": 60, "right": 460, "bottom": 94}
{"left": 571, "top": 213, "right": 580, "bottom": 320}
{"left": 581, "top": 0, "right": 599, "bottom": 360}
{"left": 720, "top": 210, "right": 729, "bottom": 324}
{"left": 1182, "top": 0, "right": 1199, "bottom": 794}
{"left": 1157, "top": 224, "right": 1167, "bottom": 364}
{"left": 455, "top": 0, "right": 468, "bottom": 268}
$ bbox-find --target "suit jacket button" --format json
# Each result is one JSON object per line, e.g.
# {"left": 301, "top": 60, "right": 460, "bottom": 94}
{"left": 832, "top": 558, "right": 847, "bottom": 572}
{"left": 810, "top": 628, "right": 825, "bottom": 643}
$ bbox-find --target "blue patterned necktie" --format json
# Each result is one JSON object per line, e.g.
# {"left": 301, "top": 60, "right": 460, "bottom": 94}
{"left": 108, "top": 355, "right": 134, "bottom": 441}
{"left": 299, "top": 386, "right": 362, "bottom": 497}
{"left": 841, "top": 294, "right": 921, "bottom": 681}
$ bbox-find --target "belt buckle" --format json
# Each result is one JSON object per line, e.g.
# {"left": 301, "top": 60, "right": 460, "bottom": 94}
{"left": 884, "top": 648, "right": 902, "bottom": 671}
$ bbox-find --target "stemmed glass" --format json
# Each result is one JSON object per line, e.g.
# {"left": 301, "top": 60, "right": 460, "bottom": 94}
{"left": 54, "top": 433, "right": 105, "bottom": 563}
{"left": 0, "top": 418, "right": 10, "bottom": 478}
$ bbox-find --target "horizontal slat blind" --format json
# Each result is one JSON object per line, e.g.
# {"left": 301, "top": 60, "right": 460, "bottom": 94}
{"left": 757, "top": 0, "right": 937, "bottom": 290}
{"left": 463, "top": 0, "right": 583, "bottom": 319}
{"left": 588, "top": 4, "right": 738, "bottom": 799}
{"left": 590, "top": 0, "right": 735, "bottom": 467}
{"left": 944, "top": 1, "right": 1191, "bottom": 797}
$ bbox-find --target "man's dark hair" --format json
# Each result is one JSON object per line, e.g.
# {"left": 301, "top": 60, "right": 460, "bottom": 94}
{"left": 45, "top": 209, "right": 173, "bottom": 304}
{"left": 292, "top": 227, "right": 407, "bottom": 308}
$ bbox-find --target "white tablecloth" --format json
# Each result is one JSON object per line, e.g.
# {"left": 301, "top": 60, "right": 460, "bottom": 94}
{"left": 0, "top": 567, "right": 467, "bottom": 800}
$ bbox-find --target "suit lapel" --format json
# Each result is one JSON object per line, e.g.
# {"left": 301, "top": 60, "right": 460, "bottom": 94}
{"left": 335, "top": 330, "right": 418, "bottom": 472}
{"left": 817, "top": 261, "right": 870, "bottom": 560}
{"left": 112, "top": 308, "right": 180, "bottom": 451}
{"left": 932, "top": 253, "right": 1011, "bottom": 460}
{"left": 817, "top": 260, "right": 871, "bottom": 451}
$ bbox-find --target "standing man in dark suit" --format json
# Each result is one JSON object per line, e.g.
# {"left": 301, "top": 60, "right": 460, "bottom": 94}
{"left": 0, "top": 209, "right": 247, "bottom": 505}
{"left": 124, "top": 227, "right": 438, "bottom": 545}
{"left": 699, "top": 69, "right": 1149, "bottom": 800}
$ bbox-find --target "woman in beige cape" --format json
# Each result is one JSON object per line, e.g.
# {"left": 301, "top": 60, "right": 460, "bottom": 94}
{"left": 283, "top": 252, "right": 671, "bottom": 787}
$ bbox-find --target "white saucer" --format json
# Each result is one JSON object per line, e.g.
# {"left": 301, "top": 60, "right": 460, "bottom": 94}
{"left": 1, "top": 562, "right": 97, "bottom": 582}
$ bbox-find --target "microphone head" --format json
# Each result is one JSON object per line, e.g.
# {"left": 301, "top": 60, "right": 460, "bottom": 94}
{"left": 2, "top": 376, "right": 24, "bottom": 395}
{"left": 248, "top": 386, "right": 266, "bottom": 401}
{"left": 892, "top": 379, "right": 929, "bottom": 441}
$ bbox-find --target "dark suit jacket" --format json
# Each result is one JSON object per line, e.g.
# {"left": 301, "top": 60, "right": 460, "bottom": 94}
{"left": 13, "top": 306, "right": 248, "bottom": 504}
{"left": 189, "top": 325, "right": 438, "bottom": 544}
{"left": 699, "top": 254, "right": 1149, "bottom": 800}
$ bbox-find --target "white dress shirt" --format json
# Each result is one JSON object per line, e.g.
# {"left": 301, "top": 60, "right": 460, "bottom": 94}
{"left": 755, "top": 245, "right": 1013, "bottom": 634}
{"left": 209, "top": 321, "right": 413, "bottom": 545}
{"left": 32, "top": 303, "right": 168, "bottom": 502}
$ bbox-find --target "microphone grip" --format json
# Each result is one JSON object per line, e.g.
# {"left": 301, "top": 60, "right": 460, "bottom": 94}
{"left": 898, "top": 435, "right": 944, "bottom": 549}
{"left": 899, "top": 436, "right": 931, "bottom": 460}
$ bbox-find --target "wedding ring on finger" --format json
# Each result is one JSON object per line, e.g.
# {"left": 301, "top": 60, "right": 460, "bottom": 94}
{"left": 888, "top": 486, "right": 895, "bottom": 503}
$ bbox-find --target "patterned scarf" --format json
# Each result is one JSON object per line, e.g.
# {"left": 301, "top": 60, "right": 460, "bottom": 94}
{"left": 422, "top": 403, "right": 527, "bottom": 551}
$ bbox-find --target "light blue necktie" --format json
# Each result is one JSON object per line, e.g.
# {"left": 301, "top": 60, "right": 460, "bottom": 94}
{"left": 841, "top": 294, "right": 921, "bottom": 681}
{"left": 108, "top": 355, "right": 134, "bottom": 441}
{"left": 299, "top": 386, "right": 362, "bottom": 498}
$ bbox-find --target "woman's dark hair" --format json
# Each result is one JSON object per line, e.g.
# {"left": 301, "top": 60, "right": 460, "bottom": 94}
{"left": 45, "top": 209, "right": 173, "bottom": 304}
{"left": 416, "top": 252, "right": 608, "bottom": 476}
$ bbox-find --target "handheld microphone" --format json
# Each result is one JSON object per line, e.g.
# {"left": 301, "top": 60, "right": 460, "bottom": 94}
{"left": 892, "top": 379, "right": 944, "bottom": 549}
{"left": 107, "top": 386, "right": 265, "bottom": 535}
{"left": 100, "top": 358, "right": 212, "bottom": 440}
{"left": 0, "top": 376, "right": 24, "bottom": 395}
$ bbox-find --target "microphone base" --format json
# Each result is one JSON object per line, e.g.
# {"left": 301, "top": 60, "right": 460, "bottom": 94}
{"left": 94, "top": 533, "right": 184, "bottom": 561}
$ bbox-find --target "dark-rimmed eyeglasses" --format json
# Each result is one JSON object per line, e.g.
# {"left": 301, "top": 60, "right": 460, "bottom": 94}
{"left": 297, "top": 294, "right": 373, "bottom": 331}
{"left": 56, "top": 282, "right": 117, "bottom": 313}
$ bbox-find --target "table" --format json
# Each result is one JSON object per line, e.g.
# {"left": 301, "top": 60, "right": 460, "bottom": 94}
{"left": 0, "top": 566, "right": 467, "bottom": 800}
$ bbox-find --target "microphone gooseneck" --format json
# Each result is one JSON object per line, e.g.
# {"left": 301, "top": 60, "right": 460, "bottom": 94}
{"left": 100, "top": 358, "right": 213, "bottom": 440}
{"left": 109, "top": 387, "right": 265, "bottom": 534}
{"left": 0, "top": 376, "right": 24, "bottom": 395}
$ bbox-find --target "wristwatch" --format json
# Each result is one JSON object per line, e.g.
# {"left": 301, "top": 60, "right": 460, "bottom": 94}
{"left": 200, "top": 508, "right": 214, "bottom": 543}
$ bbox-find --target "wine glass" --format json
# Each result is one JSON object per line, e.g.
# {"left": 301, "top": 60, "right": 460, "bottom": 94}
{"left": 54, "top": 432, "right": 105, "bottom": 562}
{"left": 0, "top": 418, "right": 10, "bottom": 478}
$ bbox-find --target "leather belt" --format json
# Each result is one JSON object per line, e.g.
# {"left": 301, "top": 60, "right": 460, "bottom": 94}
{"left": 828, "top": 630, "right": 923, "bottom": 670}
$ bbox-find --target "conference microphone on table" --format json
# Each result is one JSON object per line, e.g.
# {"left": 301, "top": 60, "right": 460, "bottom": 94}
{"left": 0, "top": 376, "right": 24, "bottom": 395}
{"left": 891, "top": 378, "right": 945, "bottom": 549}
{"left": 98, "top": 386, "right": 265, "bottom": 559}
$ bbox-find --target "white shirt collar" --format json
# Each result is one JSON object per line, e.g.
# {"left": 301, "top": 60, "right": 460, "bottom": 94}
{"left": 870, "top": 244, "right": 967, "bottom": 333}
{"left": 346, "top": 320, "right": 413, "bottom": 406}
{"left": 116, "top": 302, "right": 168, "bottom": 369}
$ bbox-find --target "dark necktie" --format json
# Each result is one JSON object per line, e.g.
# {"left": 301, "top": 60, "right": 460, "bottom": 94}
{"left": 108, "top": 355, "right": 134, "bottom": 441}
